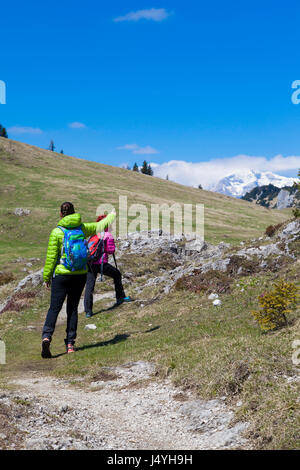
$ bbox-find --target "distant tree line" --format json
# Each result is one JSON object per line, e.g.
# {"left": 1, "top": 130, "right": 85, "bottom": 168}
{"left": 131, "top": 160, "right": 154, "bottom": 176}
{"left": 0, "top": 124, "right": 8, "bottom": 138}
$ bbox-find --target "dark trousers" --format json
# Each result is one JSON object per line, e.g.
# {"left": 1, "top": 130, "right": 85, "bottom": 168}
{"left": 84, "top": 263, "right": 125, "bottom": 314}
{"left": 42, "top": 274, "right": 87, "bottom": 345}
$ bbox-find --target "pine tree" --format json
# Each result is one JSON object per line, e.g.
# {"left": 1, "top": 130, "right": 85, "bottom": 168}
{"left": 0, "top": 124, "right": 8, "bottom": 138}
{"left": 132, "top": 162, "right": 139, "bottom": 172}
{"left": 48, "top": 140, "right": 55, "bottom": 152}
{"left": 147, "top": 164, "right": 153, "bottom": 176}
{"left": 141, "top": 160, "right": 149, "bottom": 174}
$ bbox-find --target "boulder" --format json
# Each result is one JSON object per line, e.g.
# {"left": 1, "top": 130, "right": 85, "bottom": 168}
{"left": 14, "top": 268, "right": 44, "bottom": 293}
{"left": 276, "top": 190, "right": 295, "bottom": 209}
{"left": 279, "top": 220, "right": 300, "bottom": 239}
{"left": 184, "top": 240, "right": 207, "bottom": 255}
{"left": 201, "top": 258, "right": 231, "bottom": 273}
{"left": 14, "top": 208, "right": 31, "bottom": 216}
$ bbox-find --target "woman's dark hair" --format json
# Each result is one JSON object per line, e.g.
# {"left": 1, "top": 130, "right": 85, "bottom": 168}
{"left": 96, "top": 213, "right": 108, "bottom": 231}
{"left": 96, "top": 214, "right": 107, "bottom": 223}
{"left": 60, "top": 202, "right": 75, "bottom": 217}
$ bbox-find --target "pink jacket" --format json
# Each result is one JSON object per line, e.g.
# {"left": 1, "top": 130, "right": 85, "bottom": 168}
{"left": 93, "top": 231, "right": 115, "bottom": 265}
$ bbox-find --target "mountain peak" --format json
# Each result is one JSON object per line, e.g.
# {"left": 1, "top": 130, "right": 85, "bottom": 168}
{"left": 210, "top": 169, "right": 296, "bottom": 198}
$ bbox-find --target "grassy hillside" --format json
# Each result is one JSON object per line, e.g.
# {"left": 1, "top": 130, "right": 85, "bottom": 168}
{"left": 0, "top": 137, "right": 298, "bottom": 450}
{"left": 0, "top": 137, "right": 290, "bottom": 278}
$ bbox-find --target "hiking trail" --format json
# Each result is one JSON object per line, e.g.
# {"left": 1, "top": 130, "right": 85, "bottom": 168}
{"left": 1, "top": 361, "right": 249, "bottom": 450}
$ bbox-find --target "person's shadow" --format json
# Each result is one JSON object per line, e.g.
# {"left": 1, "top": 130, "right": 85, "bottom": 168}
{"left": 51, "top": 333, "right": 130, "bottom": 358}
{"left": 92, "top": 298, "right": 136, "bottom": 316}
{"left": 92, "top": 303, "right": 121, "bottom": 315}
{"left": 75, "top": 333, "right": 130, "bottom": 352}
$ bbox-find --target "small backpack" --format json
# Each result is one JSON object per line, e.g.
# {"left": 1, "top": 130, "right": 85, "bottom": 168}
{"left": 87, "top": 232, "right": 105, "bottom": 264}
{"left": 87, "top": 232, "right": 117, "bottom": 281}
{"left": 58, "top": 225, "right": 88, "bottom": 272}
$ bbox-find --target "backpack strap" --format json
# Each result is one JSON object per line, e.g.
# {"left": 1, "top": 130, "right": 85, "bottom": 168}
{"left": 57, "top": 226, "right": 66, "bottom": 254}
{"left": 52, "top": 226, "right": 67, "bottom": 278}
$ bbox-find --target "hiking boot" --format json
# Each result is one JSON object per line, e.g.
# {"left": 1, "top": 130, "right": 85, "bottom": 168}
{"left": 85, "top": 311, "right": 93, "bottom": 318}
{"left": 41, "top": 338, "right": 52, "bottom": 359}
{"left": 116, "top": 296, "right": 133, "bottom": 305}
{"left": 66, "top": 343, "right": 75, "bottom": 354}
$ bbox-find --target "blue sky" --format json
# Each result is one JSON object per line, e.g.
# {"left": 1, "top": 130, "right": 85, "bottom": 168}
{"left": 1, "top": 0, "right": 300, "bottom": 186}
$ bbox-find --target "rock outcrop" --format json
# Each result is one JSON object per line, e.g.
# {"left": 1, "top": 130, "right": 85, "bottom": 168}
{"left": 117, "top": 220, "right": 299, "bottom": 296}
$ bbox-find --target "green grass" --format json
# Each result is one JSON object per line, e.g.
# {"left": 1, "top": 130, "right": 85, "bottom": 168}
{"left": 0, "top": 136, "right": 291, "bottom": 279}
{"left": 0, "top": 137, "right": 299, "bottom": 450}
{"left": 0, "top": 268, "right": 299, "bottom": 449}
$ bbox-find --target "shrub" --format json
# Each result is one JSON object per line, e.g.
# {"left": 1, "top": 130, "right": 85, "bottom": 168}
{"left": 252, "top": 280, "right": 299, "bottom": 331}
{"left": 265, "top": 225, "right": 276, "bottom": 237}
{"left": 292, "top": 208, "right": 300, "bottom": 218}
{"left": 227, "top": 255, "right": 261, "bottom": 276}
{"left": 0, "top": 271, "right": 14, "bottom": 286}
{"left": 1, "top": 291, "right": 37, "bottom": 313}
{"left": 265, "top": 222, "right": 284, "bottom": 237}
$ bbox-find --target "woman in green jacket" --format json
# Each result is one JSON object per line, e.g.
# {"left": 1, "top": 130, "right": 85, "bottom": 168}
{"left": 41, "top": 201, "right": 116, "bottom": 358}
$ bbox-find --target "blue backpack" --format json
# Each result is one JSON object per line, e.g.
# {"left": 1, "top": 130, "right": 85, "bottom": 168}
{"left": 58, "top": 225, "right": 88, "bottom": 272}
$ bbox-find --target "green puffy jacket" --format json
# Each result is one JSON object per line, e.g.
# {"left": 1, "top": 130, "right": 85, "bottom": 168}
{"left": 43, "top": 212, "right": 116, "bottom": 282}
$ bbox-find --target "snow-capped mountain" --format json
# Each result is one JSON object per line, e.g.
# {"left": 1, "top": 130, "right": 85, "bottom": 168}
{"left": 210, "top": 169, "right": 297, "bottom": 198}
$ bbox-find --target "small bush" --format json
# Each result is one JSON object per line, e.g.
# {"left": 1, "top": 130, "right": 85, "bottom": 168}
{"left": 252, "top": 280, "right": 299, "bottom": 331}
{"left": 227, "top": 255, "right": 261, "bottom": 276}
{"left": 265, "top": 225, "right": 276, "bottom": 237}
{"left": 1, "top": 291, "right": 37, "bottom": 313}
{"left": 292, "top": 208, "right": 300, "bottom": 218}
{"left": 265, "top": 222, "right": 284, "bottom": 237}
{"left": 157, "top": 253, "right": 180, "bottom": 271}
{"left": 0, "top": 271, "right": 14, "bottom": 286}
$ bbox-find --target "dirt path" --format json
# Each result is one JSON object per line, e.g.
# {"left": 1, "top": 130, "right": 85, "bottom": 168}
{"left": 1, "top": 361, "right": 249, "bottom": 450}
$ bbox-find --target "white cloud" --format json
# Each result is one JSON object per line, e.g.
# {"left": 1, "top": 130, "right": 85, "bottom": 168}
{"left": 151, "top": 155, "right": 300, "bottom": 188}
{"left": 117, "top": 143, "right": 159, "bottom": 155}
{"left": 114, "top": 8, "right": 171, "bottom": 22}
{"left": 68, "top": 122, "right": 87, "bottom": 129}
{"left": 133, "top": 145, "right": 159, "bottom": 155}
{"left": 7, "top": 126, "right": 43, "bottom": 135}
{"left": 117, "top": 144, "right": 139, "bottom": 151}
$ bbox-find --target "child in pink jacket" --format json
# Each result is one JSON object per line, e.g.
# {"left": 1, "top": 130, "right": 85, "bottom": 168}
{"left": 84, "top": 214, "right": 131, "bottom": 317}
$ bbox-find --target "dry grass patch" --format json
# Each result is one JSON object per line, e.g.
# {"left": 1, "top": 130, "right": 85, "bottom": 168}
{"left": 175, "top": 269, "right": 233, "bottom": 294}
{"left": 0, "top": 271, "right": 15, "bottom": 286}
{"left": 1, "top": 291, "right": 37, "bottom": 314}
